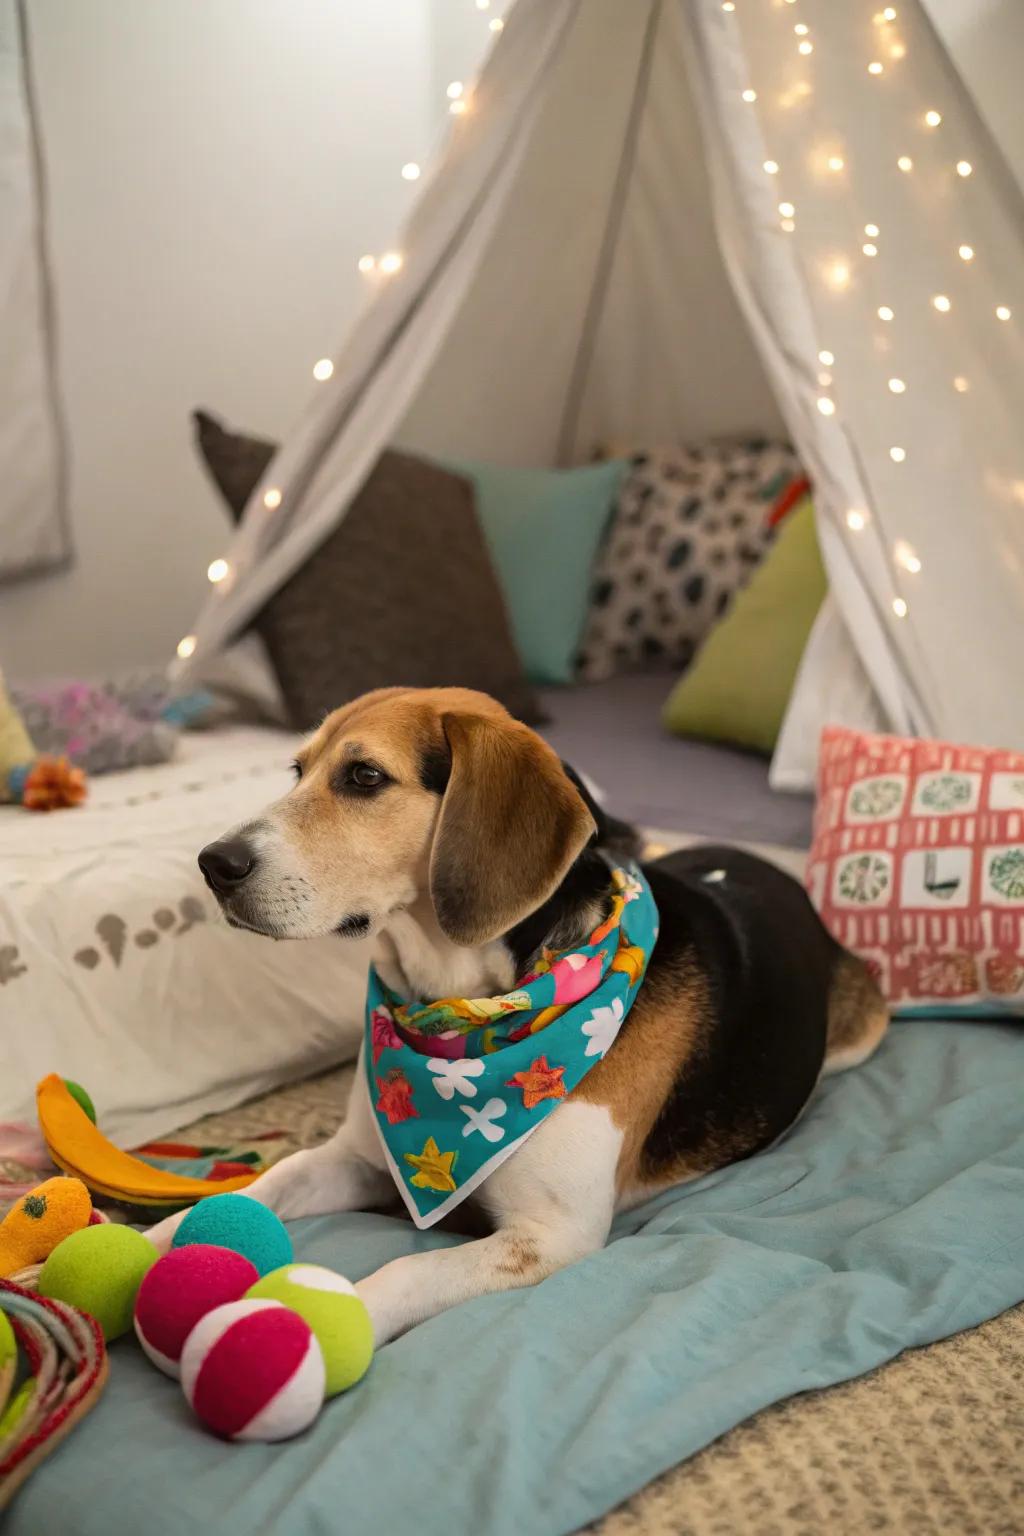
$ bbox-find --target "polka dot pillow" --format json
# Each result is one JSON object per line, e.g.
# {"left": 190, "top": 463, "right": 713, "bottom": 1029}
{"left": 575, "top": 439, "right": 807, "bottom": 683}
{"left": 806, "top": 725, "right": 1024, "bottom": 1016}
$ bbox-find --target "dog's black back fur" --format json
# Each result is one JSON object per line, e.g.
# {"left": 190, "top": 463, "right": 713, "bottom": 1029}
{"left": 635, "top": 844, "right": 838, "bottom": 1175}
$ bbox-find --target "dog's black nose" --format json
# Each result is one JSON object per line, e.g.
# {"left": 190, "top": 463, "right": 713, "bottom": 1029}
{"left": 198, "top": 837, "right": 256, "bottom": 893}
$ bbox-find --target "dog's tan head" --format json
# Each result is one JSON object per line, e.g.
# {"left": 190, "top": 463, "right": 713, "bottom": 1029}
{"left": 198, "top": 687, "right": 596, "bottom": 947}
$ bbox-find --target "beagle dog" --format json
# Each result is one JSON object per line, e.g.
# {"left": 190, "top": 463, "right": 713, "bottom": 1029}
{"left": 147, "top": 687, "right": 888, "bottom": 1345}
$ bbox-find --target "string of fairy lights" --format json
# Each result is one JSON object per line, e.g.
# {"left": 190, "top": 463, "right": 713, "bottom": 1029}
{"left": 727, "top": 0, "right": 1010, "bottom": 626}
{"left": 179, "top": 0, "right": 1007, "bottom": 662}
{"left": 177, "top": 1, "right": 504, "bottom": 662}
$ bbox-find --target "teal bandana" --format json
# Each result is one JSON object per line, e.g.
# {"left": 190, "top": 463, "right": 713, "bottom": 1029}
{"left": 364, "top": 863, "right": 659, "bottom": 1228}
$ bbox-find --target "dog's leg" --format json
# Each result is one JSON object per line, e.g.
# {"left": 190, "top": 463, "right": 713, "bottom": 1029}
{"left": 358, "top": 1101, "right": 621, "bottom": 1346}
{"left": 146, "top": 1053, "right": 392, "bottom": 1253}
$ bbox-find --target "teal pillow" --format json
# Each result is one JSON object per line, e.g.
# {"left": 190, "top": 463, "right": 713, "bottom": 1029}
{"left": 446, "top": 459, "right": 627, "bottom": 686}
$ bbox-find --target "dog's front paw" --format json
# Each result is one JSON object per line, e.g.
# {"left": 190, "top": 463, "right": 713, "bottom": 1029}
{"left": 145, "top": 1207, "right": 191, "bottom": 1254}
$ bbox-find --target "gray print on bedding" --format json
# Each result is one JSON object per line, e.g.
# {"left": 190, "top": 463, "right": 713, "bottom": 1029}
{"left": 0, "top": 946, "right": 28, "bottom": 985}
{"left": 72, "top": 897, "right": 209, "bottom": 972}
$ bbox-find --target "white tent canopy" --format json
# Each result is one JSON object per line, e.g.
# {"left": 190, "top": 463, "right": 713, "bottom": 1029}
{"left": 176, "top": 0, "right": 1024, "bottom": 787}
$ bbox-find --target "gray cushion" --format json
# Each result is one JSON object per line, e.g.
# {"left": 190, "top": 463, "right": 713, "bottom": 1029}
{"left": 193, "top": 412, "right": 541, "bottom": 728}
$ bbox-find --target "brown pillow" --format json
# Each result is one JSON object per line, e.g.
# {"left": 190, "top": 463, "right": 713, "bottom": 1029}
{"left": 192, "top": 412, "right": 541, "bottom": 728}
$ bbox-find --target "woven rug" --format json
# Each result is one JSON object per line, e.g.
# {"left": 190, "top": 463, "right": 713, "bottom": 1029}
{"left": 175, "top": 1067, "right": 1023, "bottom": 1536}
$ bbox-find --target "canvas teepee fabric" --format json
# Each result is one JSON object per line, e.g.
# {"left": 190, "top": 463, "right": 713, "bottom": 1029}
{"left": 174, "top": 0, "right": 1024, "bottom": 789}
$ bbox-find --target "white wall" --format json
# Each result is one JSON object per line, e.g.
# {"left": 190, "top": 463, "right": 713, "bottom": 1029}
{"left": 1, "top": 0, "right": 436, "bottom": 679}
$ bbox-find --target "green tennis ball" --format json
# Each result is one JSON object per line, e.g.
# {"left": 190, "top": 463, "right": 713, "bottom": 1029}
{"left": 38, "top": 1223, "right": 157, "bottom": 1341}
{"left": 245, "top": 1264, "right": 373, "bottom": 1397}
{"left": 63, "top": 1080, "right": 96, "bottom": 1124}
{"left": 0, "top": 1309, "right": 15, "bottom": 1369}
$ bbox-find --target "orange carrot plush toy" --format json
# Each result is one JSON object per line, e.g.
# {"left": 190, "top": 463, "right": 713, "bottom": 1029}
{"left": 0, "top": 1177, "right": 93, "bottom": 1279}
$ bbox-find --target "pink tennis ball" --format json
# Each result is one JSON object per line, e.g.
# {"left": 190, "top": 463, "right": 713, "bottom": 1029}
{"left": 180, "top": 1299, "right": 325, "bottom": 1442}
{"left": 134, "top": 1244, "right": 259, "bottom": 1378}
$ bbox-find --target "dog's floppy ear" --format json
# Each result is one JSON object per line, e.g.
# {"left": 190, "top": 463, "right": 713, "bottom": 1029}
{"left": 429, "top": 711, "right": 597, "bottom": 947}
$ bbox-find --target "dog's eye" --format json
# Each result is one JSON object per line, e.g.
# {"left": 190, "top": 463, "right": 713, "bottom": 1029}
{"left": 290, "top": 760, "right": 302, "bottom": 782}
{"left": 349, "top": 762, "right": 385, "bottom": 790}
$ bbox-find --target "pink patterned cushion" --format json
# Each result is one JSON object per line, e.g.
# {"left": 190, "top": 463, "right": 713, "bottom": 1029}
{"left": 806, "top": 726, "right": 1024, "bottom": 1013}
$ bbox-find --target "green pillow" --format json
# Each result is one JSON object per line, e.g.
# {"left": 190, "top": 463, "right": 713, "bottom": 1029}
{"left": 447, "top": 459, "right": 627, "bottom": 686}
{"left": 662, "top": 498, "right": 826, "bottom": 755}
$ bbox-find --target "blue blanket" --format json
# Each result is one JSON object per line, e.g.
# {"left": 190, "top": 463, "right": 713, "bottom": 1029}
{"left": 9, "top": 1021, "right": 1023, "bottom": 1536}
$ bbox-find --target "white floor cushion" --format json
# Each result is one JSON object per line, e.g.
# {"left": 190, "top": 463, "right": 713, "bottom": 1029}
{"left": 0, "top": 727, "right": 369, "bottom": 1146}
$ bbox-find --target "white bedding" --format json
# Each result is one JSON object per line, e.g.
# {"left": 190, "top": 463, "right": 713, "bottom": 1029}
{"left": 0, "top": 728, "right": 370, "bottom": 1145}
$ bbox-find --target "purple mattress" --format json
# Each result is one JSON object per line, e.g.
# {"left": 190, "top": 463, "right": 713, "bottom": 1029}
{"left": 539, "top": 674, "right": 813, "bottom": 849}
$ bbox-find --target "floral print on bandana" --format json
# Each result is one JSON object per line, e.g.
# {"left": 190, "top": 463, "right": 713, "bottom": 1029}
{"left": 365, "top": 863, "right": 659, "bottom": 1227}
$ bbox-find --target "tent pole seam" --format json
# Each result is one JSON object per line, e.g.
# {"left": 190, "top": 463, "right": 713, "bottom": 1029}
{"left": 555, "top": 0, "right": 664, "bottom": 467}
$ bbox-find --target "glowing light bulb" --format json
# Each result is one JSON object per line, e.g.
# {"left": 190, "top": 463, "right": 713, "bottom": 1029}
{"left": 379, "top": 252, "right": 403, "bottom": 273}
{"left": 958, "top": 244, "right": 974, "bottom": 261}
{"left": 890, "top": 41, "right": 906, "bottom": 59}
{"left": 932, "top": 294, "right": 951, "bottom": 312}
{"left": 263, "top": 487, "right": 282, "bottom": 509}
{"left": 996, "top": 305, "right": 1012, "bottom": 321}
{"left": 763, "top": 160, "right": 779, "bottom": 175}
{"left": 897, "top": 155, "right": 913, "bottom": 172}
{"left": 924, "top": 110, "right": 942, "bottom": 127}
{"left": 817, "top": 396, "right": 836, "bottom": 416}
{"left": 176, "top": 635, "right": 197, "bottom": 659}
{"left": 779, "top": 201, "right": 795, "bottom": 217}
{"left": 794, "top": 23, "right": 809, "bottom": 35}
{"left": 953, "top": 376, "right": 969, "bottom": 392}
{"left": 780, "top": 218, "right": 796, "bottom": 232}
{"left": 446, "top": 81, "right": 464, "bottom": 100}
{"left": 742, "top": 89, "right": 757, "bottom": 102}
{"left": 722, "top": 1, "right": 735, "bottom": 9}
{"left": 489, "top": 16, "right": 504, "bottom": 31}
{"left": 828, "top": 155, "right": 845, "bottom": 171}
{"left": 401, "top": 162, "right": 421, "bottom": 181}
{"left": 818, "top": 350, "right": 835, "bottom": 366}
{"left": 846, "top": 509, "right": 867, "bottom": 531}
{"left": 449, "top": 99, "right": 468, "bottom": 115}
{"left": 476, "top": 0, "right": 489, "bottom": 8}
{"left": 892, "top": 597, "right": 908, "bottom": 618}
{"left": 864, "top": 223, "right": 880, "bottom": 237}
{"left": 878, "top": 305, "right": 894, "bottom": 321}
{"left": 207, "top": 558, "right": 229, "bottom": 584}
{"left": 956, "top": 160, "right": 972, "bottom": 177}
{"left": 868, "top": 61, "right": 884, "bottom": 75}
{"left": 357, "top": 254, "right": 375, "bottom": 273}
{"left": 826, "top": 259, "right": 851, "bottom": 290}
{"left": 889, "top": 446, "right": 906, "bottom": 463}
{"left": 312, "top": 358, "right": 334, "bottom": 381}
{"left": 798, "top": 40, "right": 814, "bottom": 54}
{"left": 895, "top": 540, "right": 922, "bottom": 574}
{"left": 883, "top": 6, "right": 897, "bottom": 19}
{"left": 862, "top": 242, "right": 878, "bottom": 257}
{"left": 888, "top": 377, "right": 906, "bottom": 393}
